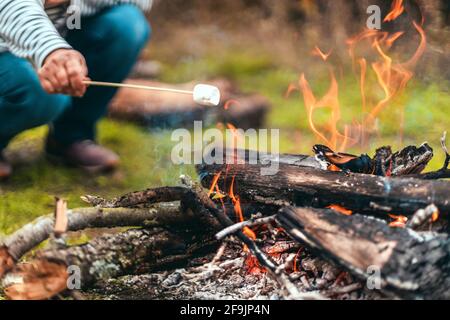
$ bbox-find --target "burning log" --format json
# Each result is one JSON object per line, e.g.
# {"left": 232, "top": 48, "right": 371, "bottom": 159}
{"left": 276, "top": 207, "right": 450, "bottom": 299}
{"left": 197, "top": 149, "right": 450, "bottom": 217}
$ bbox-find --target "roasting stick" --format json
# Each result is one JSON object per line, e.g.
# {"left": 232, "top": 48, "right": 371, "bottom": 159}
{"left": 83, "top": 80, "right": 193, "bottom": 95}
{"left": 83, "top": 80, "right": 221, "bottom": 107}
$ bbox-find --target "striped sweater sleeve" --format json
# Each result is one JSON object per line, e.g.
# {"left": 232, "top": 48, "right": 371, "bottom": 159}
{"left": 0, "top": 0, "right": 72, "bottom": 68}
{"left": 74, "top": 0, "right": 153, "bottom": 16}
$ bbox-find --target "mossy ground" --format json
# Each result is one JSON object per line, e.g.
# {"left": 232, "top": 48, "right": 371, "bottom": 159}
{"left": 1, "top": 51, "right": 449, "bottom": 236}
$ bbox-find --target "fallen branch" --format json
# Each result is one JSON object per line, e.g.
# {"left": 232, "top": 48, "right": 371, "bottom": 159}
{"left": 82, "top": 186, "right": 188, "bottom": 208}
{"left": 0, "top": 204, "right": 186, "bottom": 278}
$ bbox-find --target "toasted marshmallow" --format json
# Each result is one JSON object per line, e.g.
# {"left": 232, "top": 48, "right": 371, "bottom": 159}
{"left": 193, "top": 84, "right": 221, "bottom": 107}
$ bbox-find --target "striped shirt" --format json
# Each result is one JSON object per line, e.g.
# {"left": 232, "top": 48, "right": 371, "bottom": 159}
{"left": 0, "top": 0, "right": 153, "bottom": 68}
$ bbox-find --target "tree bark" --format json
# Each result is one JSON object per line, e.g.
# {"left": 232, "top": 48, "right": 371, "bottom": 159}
{"left": 276, "top": 207, "right": 450, "bottom": 299}
{"left": 4, "top": 228, "right": 217, "bottom": 300}
{"left": 1, "top": 204, "right": 185, "bottom": 265}
{"left": 197, "top": 155, "right": 450, "bottom": 217}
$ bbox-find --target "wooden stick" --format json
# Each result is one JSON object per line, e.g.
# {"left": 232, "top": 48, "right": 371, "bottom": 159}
{"left": 83, "top": 80, "right": 193, "bottom": 95}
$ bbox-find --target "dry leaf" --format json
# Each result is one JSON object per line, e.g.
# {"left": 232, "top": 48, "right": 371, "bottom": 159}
{"left": 0, "top": 246, "right": 15, "bottom": 278}
{"left": 5, "top": 260, "right": 68, "bottom": 300}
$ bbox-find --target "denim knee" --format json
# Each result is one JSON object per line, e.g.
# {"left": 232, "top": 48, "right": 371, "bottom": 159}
{"left": 98, "top": 4, "right": 151, "bottom": 53}
{"left": 8, "top": 80, "right": 71, "bottom": 129}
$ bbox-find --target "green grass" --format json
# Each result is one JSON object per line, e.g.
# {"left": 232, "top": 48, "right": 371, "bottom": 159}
{"left": 0, "top": 121, "right": 196, "bottom": 235}
{"left": 1, "top": 50, "right": 449, "bottom": 236}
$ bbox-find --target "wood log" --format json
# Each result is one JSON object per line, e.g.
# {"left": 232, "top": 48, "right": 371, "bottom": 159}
{"left": 0, "top": 184, "right": 227, "bottom": 279}
{"left": 0, "top": 204, "right": 185, "bottom": 278}
{"left": 276, "top": 207, "right": 450, "bottom": 299}
{"left": 3, "top": 228, "right": 216, "bottom": 300}
{"left": 197, "top": 152, "right": 450, "bottom": 217}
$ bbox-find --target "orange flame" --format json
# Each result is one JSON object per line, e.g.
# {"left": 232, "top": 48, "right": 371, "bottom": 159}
{"left": 208, "top": 172, "right": 222, "bottom": 197}
{"left": 384, "top": 0, "right": 405, "bottom": 22}
{"left": 431, "top": 209, "right": 439, "bottom": 223}
{"left": 293, "top": 5, "right": 426, "bottom": 151}
{"left": 299, "top": 72, "right": 350, "bottom": 151}
{"left": 312, "top": 46, "right": 333, "bottom": 61}
{"left": 293, "top": 249, "right": 302, "bottom": 273}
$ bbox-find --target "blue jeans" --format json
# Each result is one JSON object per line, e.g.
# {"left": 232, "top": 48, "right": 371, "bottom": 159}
{"left": 0, "top": 4, "right": 151, "bottom": 150}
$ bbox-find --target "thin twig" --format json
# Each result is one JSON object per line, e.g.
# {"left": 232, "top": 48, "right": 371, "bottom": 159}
{"left": 215, "top": 215, "right": 276, "bottom": 240}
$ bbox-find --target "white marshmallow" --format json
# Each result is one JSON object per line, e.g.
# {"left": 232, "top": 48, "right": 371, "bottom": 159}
{"left": 193, "top": 84, "right": 221, "bottom": 107}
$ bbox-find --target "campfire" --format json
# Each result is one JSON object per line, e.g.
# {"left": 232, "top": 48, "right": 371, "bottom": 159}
{"left": 1, "top": 1, "right": 449, "bottom": 300}
{"left": 0, "top": 131, "right": 449, "bottom": 299}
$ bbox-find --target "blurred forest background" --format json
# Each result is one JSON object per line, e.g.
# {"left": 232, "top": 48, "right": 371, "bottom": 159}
{"left": 1, "top": 0, "right": 449, "bottom": 235}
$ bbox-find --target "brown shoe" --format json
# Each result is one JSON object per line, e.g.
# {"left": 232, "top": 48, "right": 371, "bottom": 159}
{"left": 46, "top": 139, "right": 120, "bottom": 173}
{"left": 0, "top": 153, "right": 12, "bottom": 180}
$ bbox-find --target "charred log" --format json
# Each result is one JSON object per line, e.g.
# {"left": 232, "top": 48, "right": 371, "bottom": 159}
{"left": 197, "top": 152, "right": 450, "bottom": 217}
{"left": 276, "top": 207, "right": 450, "bottom": 299}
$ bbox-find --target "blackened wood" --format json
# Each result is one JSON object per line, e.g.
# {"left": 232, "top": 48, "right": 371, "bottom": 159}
{"left": 276, "top": 207, "right": 450, "bottom": 299}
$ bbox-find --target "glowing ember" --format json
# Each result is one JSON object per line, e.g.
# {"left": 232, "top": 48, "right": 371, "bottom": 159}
{"left": 388, "top": 214, "right": 408, "bottom": 228}
{"left": 244, "top": 254, "right": 266, "bottom": 274}
{"left": 293, "top": 249, "right": 302, "bottom": 273}
{"left": 431, "top": 209, "right": 440, "bottom": 223}
{"left": 327, "top": 204, "right": 353, "bottom": 216}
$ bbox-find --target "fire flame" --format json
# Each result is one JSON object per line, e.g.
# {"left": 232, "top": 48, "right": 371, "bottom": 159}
{"left": 388, "top": 214, "right": 408, "bottom": 227}
{"left": 384, "top": 0, "right": 405, "bottom": 22}
{"left": 291, "top": 3, "right": 426, "bottom": 151}
{"left": 312, "top": 46, "right": 333, "bottom": 61}
{"left": 431, "top": 209, "right": 439, "bottom": 223}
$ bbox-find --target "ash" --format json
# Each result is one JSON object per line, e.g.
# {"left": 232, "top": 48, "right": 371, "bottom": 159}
{"left": 87, "top": 240, "right": 383, "bottom": 300}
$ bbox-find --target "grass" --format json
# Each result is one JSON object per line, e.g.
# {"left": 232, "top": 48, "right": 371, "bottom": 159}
{"left": 1, "top": 50, "right": 449, "bottom": 236}
{"left": 0, "top": 121, "right": 196, "bottom": 235}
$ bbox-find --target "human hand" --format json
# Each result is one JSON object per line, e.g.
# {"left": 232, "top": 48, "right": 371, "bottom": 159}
{"left": 39, "top": 49, "right": 88, "bottom": 97}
